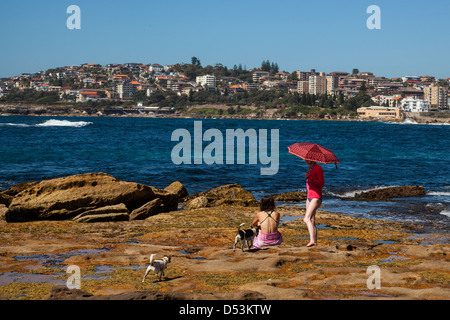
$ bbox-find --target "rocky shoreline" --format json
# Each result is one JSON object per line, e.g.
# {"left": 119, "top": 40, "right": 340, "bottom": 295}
{"left": 1, "top": 104, "right": 449, "bottom": 123}
{"left": 0, "top": 173, "right": 449, "bottom": 300}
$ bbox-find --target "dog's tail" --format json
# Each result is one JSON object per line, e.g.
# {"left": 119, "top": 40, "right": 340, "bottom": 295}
{"left": 238, "top": 223, "right": 245, "bottom": 232}
{"left": 149, "top": 254, "right": 155, "bottom": 265}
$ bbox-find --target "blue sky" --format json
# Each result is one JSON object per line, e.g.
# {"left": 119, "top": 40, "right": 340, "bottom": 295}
{"left": 1, "top": 0, "right": 449, "bottom": 79}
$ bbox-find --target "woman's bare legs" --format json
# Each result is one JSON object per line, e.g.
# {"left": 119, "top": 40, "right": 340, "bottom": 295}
{"left": 304, "top": 199, "right": 321, "bottom": 247}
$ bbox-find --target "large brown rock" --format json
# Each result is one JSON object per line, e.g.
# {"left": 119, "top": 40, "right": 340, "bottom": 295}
{"left": 150, "top": 187, "right": 179, "bottom": 212}
{"left": 352, "top": 185, "right": 425, "bottom": 201}
{"left": 0, "top": 204, "right": 7, "bottom": 221}
{"left": 183, "top": 184, "right": 259, "bottom": 207}
{"left": 129, "top": 198, "right": 162, "bottom": 221}
{"left": 164, "top": 181, "right": 189, "bottom": 200}
{"left": 183, "top": 196, "right": 209, "bottom": 210}
{"left": 46, "top": 286, "right": 94, "bottom": 300}
{"left": 270, "top": 191, "right": 307, "bottom": 202}
{"left": 0, "top": 181, "right": 39, "bottom": 206}
{"left": 73, "top": 203, "right": 130, "bottom": 223}
{"left": 5, "top": 173, "right": 156, "bottom": 222}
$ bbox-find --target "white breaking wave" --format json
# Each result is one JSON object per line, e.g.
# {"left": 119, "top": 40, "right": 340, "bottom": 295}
{"left": 0, "top": 123, "right": 31, "bottom": 127}
{"left": 403, "top": 118, "right": 419, "bottom": 125}
{"left": 1, "top": 119, "right": 93, "bottom": 128}
{"left": 427, "top": 191, "right": 450, "bottom": 197}
{"left": 35, "top": 119, "right": 93, "bottom": 127}
{"left": 384, "top": 119, "right": 450, "bottom": 126}
{"left": 440, "top": 210, "right": 450, "bottom": 218}
{"left": 328, "top": 186, "right": 400, "bottom": 198}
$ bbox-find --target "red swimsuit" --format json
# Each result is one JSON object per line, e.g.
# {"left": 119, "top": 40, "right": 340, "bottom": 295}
{"left": 306, "top": 163, "right": 324, "bottom": 199}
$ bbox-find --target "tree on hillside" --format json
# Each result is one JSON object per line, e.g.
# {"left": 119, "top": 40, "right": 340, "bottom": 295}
{"left": 1, "top": 89, "right": 60, "bottom": 105}
{"left": 191, "top": 57, "right": 201, "bottom": 66}
{"left": 261, "top": 60, "right": 279, "bottom": 74}
{"left": 271, "top": 62, "right": 279, "bottom": 74}
{"left": 288, "top": 71, "right": 298, "bottom": 81}
{"left": 343, "top": 91, "right": 373, "bottom": 111}
{"left": 261, "top": 60, "right": 271, "bottom": 72}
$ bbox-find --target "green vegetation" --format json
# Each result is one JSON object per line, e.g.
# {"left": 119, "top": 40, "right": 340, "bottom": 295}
{"left": 194, "top": 272, "right": 290, "bottom": 291}
{"left": 342, "top": 90, "right": 376, "bottom": 111}
{"left": 2, "top": 89, "right": 60, "bottom": 104}
{"left": 171, "top": 61, "right": 253, "bottom": 83}
{"left": 190, "top": 106, "right": 254, "bottom": 116}
{"left": 0, "top": 86, "right": 360, "bottom": 117}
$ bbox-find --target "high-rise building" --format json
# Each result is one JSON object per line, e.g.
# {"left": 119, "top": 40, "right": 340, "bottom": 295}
{"left": 295, "top": 69, "right": 319, "bottom": 82}
{"left": 424, "top": 83, "right": 448, "bottom": 110}
{"left": 326, "top": 75, "right": 339, "bottom": 94}
{"left": 297, "top": 80, "right": 309, "bottom": 94}
{"left": 309, "top": 72, "right": 327, "bottom": 95}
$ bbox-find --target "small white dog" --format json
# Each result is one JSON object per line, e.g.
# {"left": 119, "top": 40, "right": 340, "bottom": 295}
{"left": 142, "top": 254, "right": 171, "bottom": 282}
{"left": 233, "top": 223, "right": 259, "bottom": 252}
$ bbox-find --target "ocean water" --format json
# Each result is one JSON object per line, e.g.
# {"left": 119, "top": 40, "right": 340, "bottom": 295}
{"left": 0, "top": 115, "right": 449, "bottom": 235}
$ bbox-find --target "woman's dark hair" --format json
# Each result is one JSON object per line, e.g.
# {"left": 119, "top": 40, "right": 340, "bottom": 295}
{"left": 260, "top": 195, "right": 276, "bottom": 212}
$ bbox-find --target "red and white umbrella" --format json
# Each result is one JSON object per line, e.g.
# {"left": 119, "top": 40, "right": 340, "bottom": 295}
{"left": 288, "top": 142, "right": 339, "bottom": 167}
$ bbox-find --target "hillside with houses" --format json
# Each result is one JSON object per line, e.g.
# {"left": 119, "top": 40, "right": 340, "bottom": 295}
{"left": 1, "top": 58, "right": 449, "bottom": 121}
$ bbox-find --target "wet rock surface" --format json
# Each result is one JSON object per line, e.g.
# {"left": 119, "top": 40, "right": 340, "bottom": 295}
{"left": 4, "top": 173, "right": 188, "bottom": 223}
{"left": 5, "top": 173, "right": 156, "bottom": 222}
{"left": 0, "top": 176, "right": 448, "bottom": 300}
{"left": 182, "top": 183, "right": 259, "bottom": 207}
{"left": 0, "top": 202, "right": 448, "bottom": 300}
{"left": 270, "top": 191, "right": 307, "bottom": 202}
{"left": 350, "top": 186, "right": 425, "bottom": 201}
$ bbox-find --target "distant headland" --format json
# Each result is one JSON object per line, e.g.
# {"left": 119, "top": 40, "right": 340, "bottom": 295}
{"left": 1, "top": 58, "right": 449, "bottom": 123}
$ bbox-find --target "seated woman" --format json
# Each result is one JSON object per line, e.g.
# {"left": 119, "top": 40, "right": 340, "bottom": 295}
{"left": 251, "top": 195, "right": 282, "bottom": 250}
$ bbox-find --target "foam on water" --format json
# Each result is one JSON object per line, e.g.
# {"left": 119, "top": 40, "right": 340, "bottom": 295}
{"left": 326, "top": 185, "right": 401, "bottom": 198}
{"left": 440, "top": 210, "right": 450, "bottom": 218}
{"left": 0, "top": 123, "right": 31, "bottom": 127}
{"left": 0, "top": 119, "right": 93, "bottom": 128}
{"left": 384, "top": 118, "right": 450, "bottom": 126}
{"left": 35, "top": 119, "right": 93, "bottom": 127}
{"left": 427, "top": 191, "right": 450, "bottom": 197}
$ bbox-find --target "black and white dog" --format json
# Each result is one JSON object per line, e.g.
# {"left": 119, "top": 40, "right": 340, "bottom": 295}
{"left": 142, "top": 254, "right": 171, "bottom": 282}
{"left": 233, "top": 223, "right": 259, "bottom": 252}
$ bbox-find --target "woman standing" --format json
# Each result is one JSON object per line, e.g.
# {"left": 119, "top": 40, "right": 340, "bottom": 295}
{"left": 303, "top": 160, "right": 324, "bottom": 247}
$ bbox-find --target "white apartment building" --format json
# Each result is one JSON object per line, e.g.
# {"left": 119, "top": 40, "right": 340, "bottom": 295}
{"left": 196, "top": 75, "right": 216, "bottom": 88}
{"left": 371, "top": 94, "right": 402, "bottom": 107}
{"left": 252, "top": 71, "right": 270, "bottom": 83}
{"left": 401, "top": 97, "right": 430, "bottom": 113}
{"left": 149, "top": 64, "right": 164, "bottom": 73}
{"left": 326, "top": 75, "right": 338, "bottom": 94}
{"left": 309, "top": 72, "right": 327, "bottom": 95}
{"left": 401, "top": 76, "right": 420, "bottom": 82}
